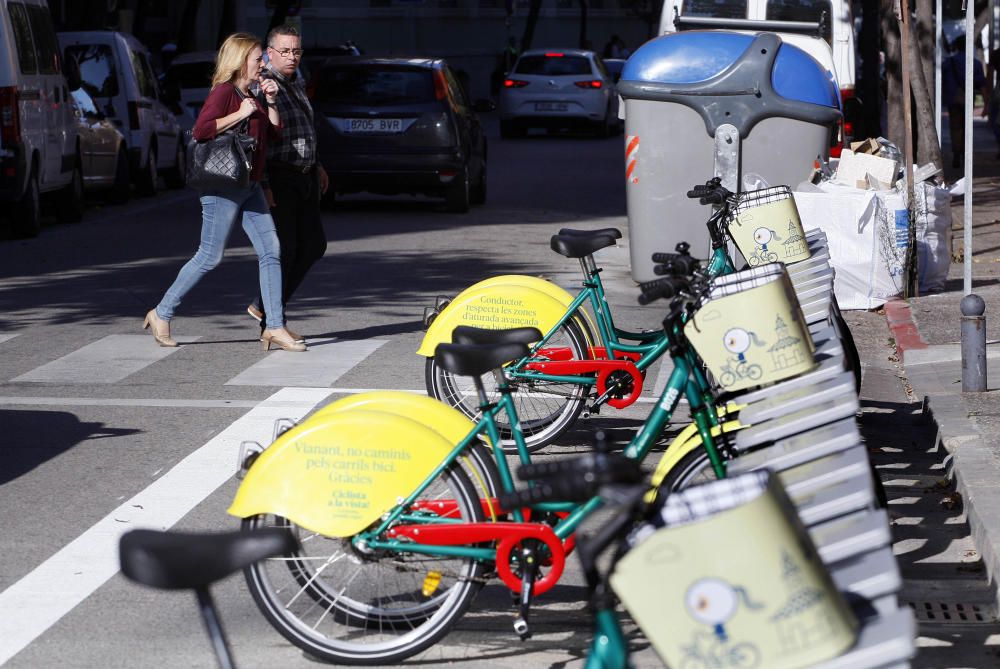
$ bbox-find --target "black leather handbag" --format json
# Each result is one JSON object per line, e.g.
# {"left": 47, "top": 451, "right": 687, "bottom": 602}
{"left": 187, "top": 92, "right": 257, "bottom": 190}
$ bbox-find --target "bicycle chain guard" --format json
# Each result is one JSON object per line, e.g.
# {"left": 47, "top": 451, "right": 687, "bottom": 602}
{"left": 386, "top": 522, "right": 566, "bottom": 595}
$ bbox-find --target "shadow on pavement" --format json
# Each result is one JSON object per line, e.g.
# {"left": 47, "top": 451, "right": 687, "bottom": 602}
{"left": 0, "top": 409, "right": 141, "bottom": 484}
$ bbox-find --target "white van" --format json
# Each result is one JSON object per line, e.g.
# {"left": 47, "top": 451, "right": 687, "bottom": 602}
{"left": 659, "top": 0, "right": 857, "bottom": 149}
{"left": 0, "top": 0, "right": 84, "bottom": 237}
{"left": 58, "top": 30, "right": 186, "bottom": 196}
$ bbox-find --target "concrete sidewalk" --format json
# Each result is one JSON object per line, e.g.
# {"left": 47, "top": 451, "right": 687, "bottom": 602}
{"left": 884, "top": 145, "right": 1000, "bottom": 615}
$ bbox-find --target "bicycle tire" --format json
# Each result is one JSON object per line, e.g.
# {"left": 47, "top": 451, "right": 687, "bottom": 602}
{"left": 243, "top": 463, "right": 486, "bottom": 665}
{"left": 660, "top": 448, "right": 721, "bottom": 493}
{"left": 425, "top": 319, "right": 589, "bottom": 453}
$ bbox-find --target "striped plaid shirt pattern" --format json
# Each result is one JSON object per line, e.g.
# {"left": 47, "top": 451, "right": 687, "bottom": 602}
{"left": 261, "top": 63, "right": 316, "bottom": 169}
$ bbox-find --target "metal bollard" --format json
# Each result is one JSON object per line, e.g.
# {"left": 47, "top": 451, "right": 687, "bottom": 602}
{"left": 961, "top": 294, "right": 987, "bottom": 392}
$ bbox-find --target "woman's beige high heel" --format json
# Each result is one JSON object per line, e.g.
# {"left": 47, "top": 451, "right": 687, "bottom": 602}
{"left": 143, "top": 310, "right": 178, "bottom": 347}
{"left": 261, "top": 328, "right": 307, "bottom": 352}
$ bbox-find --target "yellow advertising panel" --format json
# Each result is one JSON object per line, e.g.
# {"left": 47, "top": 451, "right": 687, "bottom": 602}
{"left": 729, "top": 187, "right": 811, "bottom": 267}
{"left": 307, "top": 391, "right": 479, "bottom": 446}
{"left": 416, "top": 278, "right": 584, "bottom": 356}
{"left": 611, "top": 473, "right": 857, "bottom": 669}
{"left": 685, "top": 272, "right": 816, "bottom": 393}
{"left": 228, "top": 410, "right": 455, "bottom": 537}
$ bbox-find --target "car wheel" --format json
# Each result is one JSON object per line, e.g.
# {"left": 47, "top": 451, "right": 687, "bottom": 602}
{"left": 164, "top": 139, "right": 187, "bottom": 189}
{"left": 470, "top": 160, "right": 486, "bottom": 206}
{"left": 445, "top": 167, "right": 470, "bottom": 213}
{"left": 107, "top": 146, "right": 131, "bottom": 205}
{"left": 12, "top": 171, "right": 41, "bottom": 238}
{"left": 136, "top": 146, "right": 158, "bottom": 197}
{"left": 55, "top": 157, "right": 85, "bottom": 223}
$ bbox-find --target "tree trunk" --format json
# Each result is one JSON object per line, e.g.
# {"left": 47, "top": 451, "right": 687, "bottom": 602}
{"left": 267, "top": 0, "right": 293, "bottom": 36}
{"left": 881, "top": 1, "right": 905, "bottom": 151}
{"left": 521, "top": 0, "right": 543, "bottom": 52}
{"left": 177, "top": 0, "right": 203, "bottom": 54}
{"left": 906, "top": 18, "right": 944, "bottom": 173}
{"left": 217, "top": 0, "right": 236, "bottom": 48}
{"left": 915, "top": 0, "right": 935, "bottom": 109}
{"left": 859, "top": 0, "right": 882, "bottom": 138}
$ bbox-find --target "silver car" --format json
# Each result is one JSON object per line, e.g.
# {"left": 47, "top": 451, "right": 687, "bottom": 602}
{"left": 498, "top": 49, "right": 620, "bottom": 138}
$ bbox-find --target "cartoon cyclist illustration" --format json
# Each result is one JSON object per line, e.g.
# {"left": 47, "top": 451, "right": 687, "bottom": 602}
{"left": 720, "top": 328, "right": 765, "bottom": 387}
{"left": 682, "top": 578, "right": 763, "bottom": 669}
{"left": 748, "top": 227, "right": 781, "bottom": 266}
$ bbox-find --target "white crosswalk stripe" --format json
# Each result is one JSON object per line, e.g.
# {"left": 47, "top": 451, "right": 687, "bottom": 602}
{"left": 225, "top": 337, "right": 388, "bottom": 387}
{"left": 10, "top": 335, "right": 199, "bottom": 384}
{"left": 0, "top": 334, "right": 20, "bottom": 345}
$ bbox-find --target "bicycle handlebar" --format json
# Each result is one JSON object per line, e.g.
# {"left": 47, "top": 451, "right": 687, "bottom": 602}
{"left": 638, "top": 277, "right": 686, "bottom": 305}
{"left": 652, "top": 254, "right": 700, "bottom": 277}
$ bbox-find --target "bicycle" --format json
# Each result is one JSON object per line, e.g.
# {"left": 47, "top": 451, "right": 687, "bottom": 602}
{"left": 422, "top": 178, "right": 739, "bottom": 453}
{"left": 231, "top": 270, "right": 744, "bottom": 664}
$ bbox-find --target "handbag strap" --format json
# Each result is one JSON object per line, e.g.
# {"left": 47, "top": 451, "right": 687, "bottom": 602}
{"left": 231, "top": 83, "right": 253, "bottom": 134}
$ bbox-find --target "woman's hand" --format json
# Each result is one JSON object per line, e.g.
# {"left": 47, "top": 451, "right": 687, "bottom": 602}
{"left": 239, "top": 96, "right": 258, "bottom": 119}
{"left": 259, "top": 75, "right": 279, "bottom": 104}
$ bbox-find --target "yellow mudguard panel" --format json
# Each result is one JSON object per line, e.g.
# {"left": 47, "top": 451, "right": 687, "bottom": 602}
{"left": 417, "top": 281, "right": 575, "bottom": 356}
{"left": 306, "top": 391, "right": 482, "bottom": 446}
{"left": 228, "top": 410, "right": 455, "bottom": 538}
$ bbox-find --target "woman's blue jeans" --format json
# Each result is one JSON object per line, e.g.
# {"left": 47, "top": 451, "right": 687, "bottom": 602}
{"left": 156, "top": 183, "right": 284, "bottom": 330}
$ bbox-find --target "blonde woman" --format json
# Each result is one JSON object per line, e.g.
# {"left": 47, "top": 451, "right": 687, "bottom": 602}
{"left": 144, "top": 32, "right": 306, "bottom": 352}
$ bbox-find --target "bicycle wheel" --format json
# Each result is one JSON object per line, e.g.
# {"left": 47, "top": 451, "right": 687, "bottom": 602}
{"left": 660, "top": 448, "right": 722, "bottom": 492}
{"left": 244, "top": 463, "right": 487, "bottom": 665}
{"left": 425, "top": 319, "right": 590, "bottom": 453}
{"left": 746, "top": 364, "right": 763, "bottom": 381}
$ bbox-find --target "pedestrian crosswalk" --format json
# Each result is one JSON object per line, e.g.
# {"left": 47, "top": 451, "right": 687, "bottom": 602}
{"left": 225, "top": 337, "right": 387, "bottom": 387}
{"left": 1, "top": 332, "right": 389, "bottom": 389}
{"left": 11, "top": 335, "right": 199, "bottom": 384}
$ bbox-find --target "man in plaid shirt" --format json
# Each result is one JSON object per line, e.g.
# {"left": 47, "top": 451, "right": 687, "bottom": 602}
{"left": 247, "top": 24, "right": 329, "bottom": 343}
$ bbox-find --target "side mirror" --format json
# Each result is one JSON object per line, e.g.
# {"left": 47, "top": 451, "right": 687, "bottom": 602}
{"left": 473, "top": 99, "right": 496, "bottom": 113}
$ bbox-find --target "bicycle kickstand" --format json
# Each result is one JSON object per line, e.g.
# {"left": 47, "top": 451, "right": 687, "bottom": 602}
{"left": 513, "top": 542, "right": 539, "bottom": 640}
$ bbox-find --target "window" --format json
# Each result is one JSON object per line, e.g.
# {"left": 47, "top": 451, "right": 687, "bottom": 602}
{"left": 681, "top": 0, "right": 747, "bottom": 19}
{"left": 64, "top": 44, "right": 119, "bottom": 98}
{"left": 765, "top": 0, "right": 833, "bottom": 44}
{"left": 8, "top": 3, "right": 37, "bottom": 75}
{"left": 27, "top": 5, "right": 59, "bottom": 75}
{"left": 130, "top": 50, "right": 157, "bottom": 99}
{"left": 514, "top": 55, "right": 593, "bottom": 76}
{"left": 315, "top": 67, "right": 435, "bottom": 106}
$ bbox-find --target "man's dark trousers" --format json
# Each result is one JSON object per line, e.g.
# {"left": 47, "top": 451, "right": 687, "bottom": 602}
{"left": 252, "top": 165, "right": 326, "bottom": 323}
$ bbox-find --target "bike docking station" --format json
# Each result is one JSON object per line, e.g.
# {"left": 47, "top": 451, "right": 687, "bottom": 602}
{"left": 614, "top": 30, "right": 915, "bottom": 669}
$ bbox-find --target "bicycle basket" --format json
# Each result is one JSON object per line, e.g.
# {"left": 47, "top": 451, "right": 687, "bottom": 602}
{"left": 727, "top": 186, "right": 811, "bottom": 267}
{"left": 609, "top": 471, "right": 858, "bottom": 669}
{"left": 684, "top": 269, "right": 816, "bottom": 393}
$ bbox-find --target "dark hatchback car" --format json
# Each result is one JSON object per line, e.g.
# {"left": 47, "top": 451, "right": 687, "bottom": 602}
{"left": 313, "top": 58, "right": 489, "bottom": 212}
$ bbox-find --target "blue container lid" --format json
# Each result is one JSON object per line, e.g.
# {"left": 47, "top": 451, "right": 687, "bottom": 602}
{"left": 621, "top": 31, "right": 839, "bottom": 109}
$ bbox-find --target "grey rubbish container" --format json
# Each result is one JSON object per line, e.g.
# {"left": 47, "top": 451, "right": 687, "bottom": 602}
{"left": 618, "top": 31, "right": 842, "bottom": 282}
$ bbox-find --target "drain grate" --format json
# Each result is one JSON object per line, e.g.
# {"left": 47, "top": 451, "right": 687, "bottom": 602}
{"left": 908, "top": 601, "right": 995, "bottom": 624}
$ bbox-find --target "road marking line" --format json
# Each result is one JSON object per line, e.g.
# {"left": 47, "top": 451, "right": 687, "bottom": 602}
{"left": 0, "top": 334, "right": 19, "bottom": 345}
{"left": 11, "top": 335, "right": 199, "bottom": 384}
{"left": 225, "top": 338, "right": 387, "bottom": 387}
{"left": 0, "top": 389, "right": 423, "bottom": 408}
{"left": 0, "top": 387, "right": 332, "bottom": 666}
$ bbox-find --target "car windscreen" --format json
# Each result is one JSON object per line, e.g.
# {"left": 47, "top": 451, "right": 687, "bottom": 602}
{"left": 314, "top": 66, "right": 435, "bottom": 106}
{"left": 514, "top": 55, "right": 593, "bottom": 76}
{"left": 167, "top": 61, "right": 214, "bottom": 89}
{"left": 765, "top": 0, "right": 833, "bottom": 43}
{"left": 64, "top": 44, "right": 119, "bottom": 98}
{"left": 681, "top": 0, "right": 747, "bottom": 19}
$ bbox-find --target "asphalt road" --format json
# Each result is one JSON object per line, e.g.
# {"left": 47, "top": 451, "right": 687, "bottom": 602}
{"left": 0, "top": 119, "right": 681, "bottom": 668}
